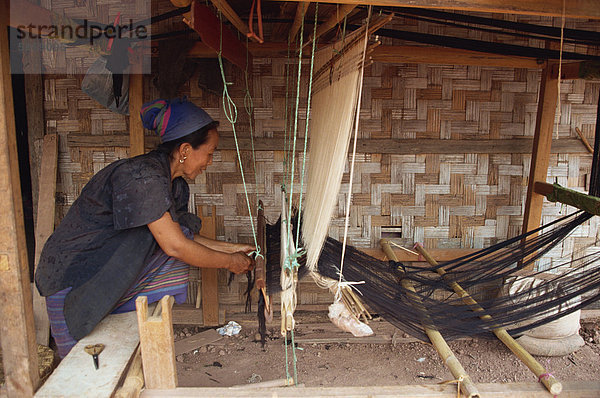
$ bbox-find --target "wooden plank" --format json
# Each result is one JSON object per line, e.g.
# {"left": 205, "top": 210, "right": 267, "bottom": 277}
{"left": 35, "top": 311, "right": 140, "bottom": 397}
{"left": 67, "top": 134, "right": 591, "bottom": 154}
{"left": 22, "top": 34, "right": 45, "bottom": 221}
{"left": 140, "top": 381, "right": 600, "bottom": 397}
{"left": 186, "top": 2, "right": 250, "bottom": 70}
{"left": 136, "top": 295, "right": 178, "bottom": 389}
{"left": 199, "top": 206, "right": 220, "bottom": 326}
{"left": 522, "top": 66, "right": 558, "bottom": 245}
{"left": 32, "top": 133, "right": 58, "bottom": 346}
{"left": 0, "top": 2, "right": 40, "bottom": 396}
{"left": 371, "top": 45, "right": 545, "bottom": 69}
{"left": 172, "top": 304, "right": 225, "bottom": 325}
{"left": 129, "top": 59, "right": 144, "bottom": 157}
{"left": 281, "top": 0, "right": 600, "bottom": 19}
{"left": 174, "top": 328, "right": 222, "bottom": 356}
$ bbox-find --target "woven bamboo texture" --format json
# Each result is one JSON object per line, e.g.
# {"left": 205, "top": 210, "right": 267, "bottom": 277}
{"left": 42, "top": 1, "right": 600, "bottom": 308}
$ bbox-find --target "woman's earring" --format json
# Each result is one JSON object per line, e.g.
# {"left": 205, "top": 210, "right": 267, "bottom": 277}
{"left": 179, "top": 156, "right": 187, "bottom": 164}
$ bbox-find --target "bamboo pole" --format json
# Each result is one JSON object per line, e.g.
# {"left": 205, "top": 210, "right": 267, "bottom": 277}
{"left": 413, "top": 243, "right": 563, "bottom": 396}
{"left": 380, "top": 239, "right": 480, "bottom": 398}
{"left": 575, "top": 127, "right": 594, "bottom": 154}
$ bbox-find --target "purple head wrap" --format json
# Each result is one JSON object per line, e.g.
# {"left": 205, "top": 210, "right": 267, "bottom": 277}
{"left": 140, "top": 98, "right": 215, "bottom": 142}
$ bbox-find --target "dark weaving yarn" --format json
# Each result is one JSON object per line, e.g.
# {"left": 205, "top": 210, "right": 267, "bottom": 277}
{"left": 261, "top": 90, "right": 600, "bottom": 342}
{"left": 266, "top": 212, "right": 600, "bottom": 342}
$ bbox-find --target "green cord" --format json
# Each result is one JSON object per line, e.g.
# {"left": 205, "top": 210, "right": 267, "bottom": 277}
{"left": 244, "top": 36, "right": 261, "bottom": 221}
{"left": 216, "top": 12, "right": 259, "bottom": 253}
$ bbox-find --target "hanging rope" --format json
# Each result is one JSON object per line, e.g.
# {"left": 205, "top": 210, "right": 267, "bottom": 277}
{"left": 216, "top": 12, "right": 260, "bottom": 257}
{"left": 337, "top": 6, "right": 372, "bottom": 298}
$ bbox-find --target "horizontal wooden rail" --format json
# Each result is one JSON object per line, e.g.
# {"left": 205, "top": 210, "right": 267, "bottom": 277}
{"left": 67, "top": 135, "right": 590, "bottom": 154}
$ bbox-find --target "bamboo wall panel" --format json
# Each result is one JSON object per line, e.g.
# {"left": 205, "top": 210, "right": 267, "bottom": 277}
{"left": 43, "top": 5, "right": 600, "bottom": 308}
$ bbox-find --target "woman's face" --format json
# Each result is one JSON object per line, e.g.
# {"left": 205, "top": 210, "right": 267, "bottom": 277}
{"left": 182, "top": 129, "right": 219, "bottom": 180}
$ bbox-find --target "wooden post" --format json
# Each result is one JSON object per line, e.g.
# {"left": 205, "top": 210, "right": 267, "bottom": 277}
{"left": 136, "top": 295, "right": 178, "bottom": 389}
{"left": 255, "top": 200, "right": 266, "bottom": 291}
{"left": 22, "top": 37, "right": 45, "bottom": 222}
{"left": 199, "top": 206, "right": 219, "bottom": 326}
{"left": 129, "top": 56, "right": 144, "bottom": 157}
{"left": 32, "top": 133, "right": 58, "bottom": 346}
{"left": 522, "top": 66, "right": 558, "bottom": 250}
{"left": 380, "top": 240, "right": 479, "bottom": 398}
{"left": 0, "top": 1, "right": 40, "bottom": 394}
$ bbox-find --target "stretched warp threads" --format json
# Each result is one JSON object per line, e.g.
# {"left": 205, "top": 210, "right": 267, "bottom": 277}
{"left": 301, "top": 26, "right": 369, "bottom": 272}
{"left": 265, "top": 211, "right": 600, "bottom": 342}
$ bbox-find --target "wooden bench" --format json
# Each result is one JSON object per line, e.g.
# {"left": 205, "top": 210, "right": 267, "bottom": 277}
{"left": 34, "top": 311, "right": 141, "bottom": 398}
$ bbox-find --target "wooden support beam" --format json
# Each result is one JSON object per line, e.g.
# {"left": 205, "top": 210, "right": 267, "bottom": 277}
{"left": 305, "top": 4, "right": 356, "bottom": 47}
{"left": 32, "top": 133, "right": 58, "bottom": 346}
{"left": 198, "top": 206, "right": 220, "bottom": 326}
{"left": 67, "top": 134, "right": 591, "bottom": 154}
{"left": 289, "top": 2, "right": 309, "bottom": 43}
{"left": 280, "top": 0, "right": 600, "bottom": 19}
{"left": 522, "top": 66, "right": 558, "bottom": 242}
{"left": 0, "top": 2, "right": 40, "bottom": 395}
{"left": 140, "top": 382, "right": 600, "bottom": 397}
{"left": 129, "top": 54, "right": 144, "bottom": 157}
{"left": 187, "top": 42, "right": 550, "bottom": 68}
{"left": 254, "top": 200, "right": 266, "bottom": 290}
{"left": 210, "top": 0, "right": 250, "bottom": 36}
{"left": 534, "top": 181, "right": 600, "bottom": 215}
{"left": 552, "top": 61, "right": 600, "bottom": 80}
{"left": 22, "top": 37, "right": 45, "bottom": 222}
{"left": 136, "top": 295, "right": 178, "bottom": 389}
{"left": 371, "top": 46, "right": 546, "bottom": 69}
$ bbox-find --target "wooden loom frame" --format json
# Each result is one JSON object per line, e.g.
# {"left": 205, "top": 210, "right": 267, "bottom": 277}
{"left": 2, "top": 0, "right": 600, "bottom": 396}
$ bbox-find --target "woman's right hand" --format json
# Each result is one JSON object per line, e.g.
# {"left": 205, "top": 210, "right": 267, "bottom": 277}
{"left": 227, "top": 252, "right": 255, "bottom": 274}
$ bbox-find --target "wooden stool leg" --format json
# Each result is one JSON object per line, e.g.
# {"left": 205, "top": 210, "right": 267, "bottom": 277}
{"left": 135, "top": 295, "right": 177, "bottom": 389}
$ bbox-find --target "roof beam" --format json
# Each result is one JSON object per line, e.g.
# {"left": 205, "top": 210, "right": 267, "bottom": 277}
{"left": 371, "top": 45, "right": 546, "bottom": 68}
{"left": 277, "top": 0, "right": 600, "bottom": 19}
{"left": 187, "top": 41, "right": 547, "bottom": 68}
{"left": 289, "top": 2, "right": 310, "bottom": 43}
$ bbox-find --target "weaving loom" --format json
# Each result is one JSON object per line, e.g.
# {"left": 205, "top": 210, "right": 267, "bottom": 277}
{"left": 248, "top": 9, "right": 600, "bottom": 397}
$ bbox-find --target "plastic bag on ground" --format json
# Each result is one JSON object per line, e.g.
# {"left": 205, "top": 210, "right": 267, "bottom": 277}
{"left": 328, "top": 301, "right": 373, "bottom": 337}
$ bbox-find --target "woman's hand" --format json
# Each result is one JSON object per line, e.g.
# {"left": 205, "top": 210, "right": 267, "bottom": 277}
{"left": 234, "top": 243, "right": 256, "bottom": 254}
{"left": 227, "top": 252, "right": 255, "bottom": 274}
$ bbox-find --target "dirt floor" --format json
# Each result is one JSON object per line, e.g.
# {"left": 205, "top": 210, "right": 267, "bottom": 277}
{"left": 1, "top": 315, "right": 598, "bottom": 392}
{"left": 174, "top": 314, "right": 600, "bottom": 389}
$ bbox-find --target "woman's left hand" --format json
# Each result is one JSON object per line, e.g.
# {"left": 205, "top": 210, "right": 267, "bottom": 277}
{"left": 235, "top": 243, "right": 256, "bottom": 254}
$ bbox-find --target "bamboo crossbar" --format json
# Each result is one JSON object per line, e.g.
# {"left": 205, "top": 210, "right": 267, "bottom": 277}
{"left": 413, "top": 243, "right": 563, "bottom": 396}
{"left": 534, "top": 181, "right": 600, "bottom": 216}
{"left": 380, "top": 239, "right": 480, "bottom": 398}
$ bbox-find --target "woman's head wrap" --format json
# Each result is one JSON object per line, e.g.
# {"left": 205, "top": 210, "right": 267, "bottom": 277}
{"left": 140, "top": 98, "right": 215, "bottom": 142}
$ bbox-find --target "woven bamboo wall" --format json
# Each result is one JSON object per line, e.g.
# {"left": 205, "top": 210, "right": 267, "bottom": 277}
{"left": 43, "top": 2, "right": 600, "bottom": 309}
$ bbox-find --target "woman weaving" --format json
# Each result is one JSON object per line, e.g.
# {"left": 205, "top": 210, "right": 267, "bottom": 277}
{"left": 35, "top": 98, "right": 255, "bottom": 358}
